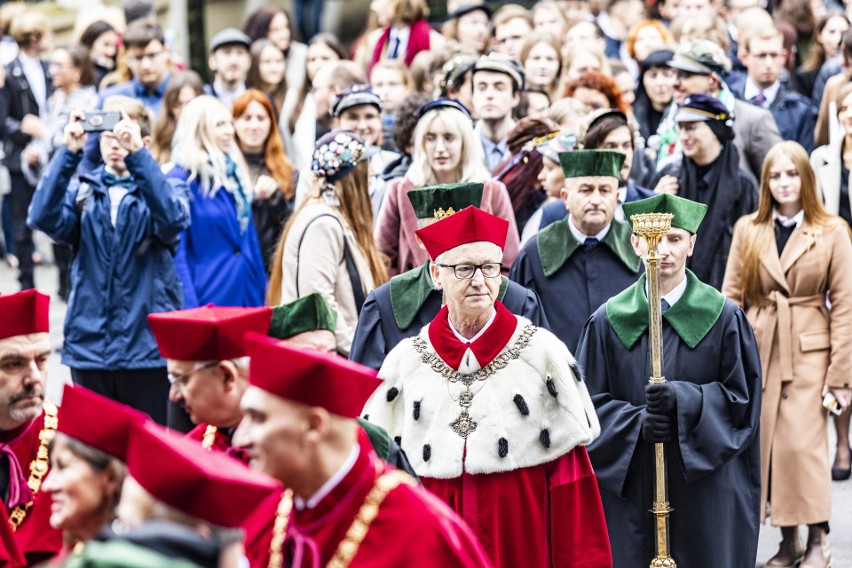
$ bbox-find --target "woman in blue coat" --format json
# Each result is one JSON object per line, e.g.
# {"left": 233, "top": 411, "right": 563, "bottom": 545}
{"left": 167, "top": 95, "right": 267, "bottom": 307}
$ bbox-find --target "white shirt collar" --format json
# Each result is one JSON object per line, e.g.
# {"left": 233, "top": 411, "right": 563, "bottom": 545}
{"left": 293, "top": 441, "right": 360, "bottom": 511}
{"left": 773, "top": 208, "right": 804, "bottom": 228}
{"left": 389, "top": 26, "right": 410, "bottom": 51}
{"left": 448, "top": 308, "right": 497, "bottom": 344}
{"left": 644, "top": 273, "right": 688, "bottom": 308}
{"left": 567, "top": 215, "right": 611, "bottom": 244}
{"left": 743, "top": 77, "right": 781, "bottom": 108}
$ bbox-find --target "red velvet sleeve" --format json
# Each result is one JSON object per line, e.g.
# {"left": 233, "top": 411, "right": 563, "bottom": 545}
{"left": 548, "top": 446, "right": 613, "bottom": 568}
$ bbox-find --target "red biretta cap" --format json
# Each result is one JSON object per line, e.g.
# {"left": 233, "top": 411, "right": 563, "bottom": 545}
{"left": 147, "top": 305, "right": 273, "bottom": 361}
{"left": 414, "top": 206, "right": 509, "bottom": 260}
{"left": 0, "top": 290, "right": 49, "bottom": 340}
{"left": 58, "top": 384, "right": 147, "bottom": 462}
{"left": 126, "top": 421, "right": 280, "bottom": 528}
{"left": 245, "top": 332, "right": 382, "bottom": 418}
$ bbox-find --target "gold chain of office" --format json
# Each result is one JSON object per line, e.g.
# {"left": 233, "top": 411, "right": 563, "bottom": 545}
{"left": 8, "top": 401, "right": 59, "bottom": 531}
{"left": 267, "top": 468, "right": 416, "bottom": 568}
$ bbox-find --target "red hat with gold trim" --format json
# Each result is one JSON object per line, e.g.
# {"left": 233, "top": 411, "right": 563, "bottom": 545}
{"left": 58, "top": 384, "right": 147, "bottom": 462}
{"left": 0, "top": 290, "right": 49, "bottom": 340}
{"left": 147, "top": 305, "right": 273, "bottom": 361}
{"left": 126, "top": 421, "right": 280, "bottom": 528}
{"left": 245, "top": 332, "right": 381, "bottom": 418}
{"left": 414, "top": 206, "right": 509, "bottom": 261}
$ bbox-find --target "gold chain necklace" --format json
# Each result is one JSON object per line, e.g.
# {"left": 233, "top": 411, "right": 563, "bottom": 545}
{"left": 8, "top": 401, "right": 58, "bottom": 531}
{"left": 412, "top": 325, "right": 537, "bottom": 438}
{"left": 267, "top": 468, "right": 415, "bottom": 568}
{"left": 201, "top": 425, "right": 218, "bottom": 450}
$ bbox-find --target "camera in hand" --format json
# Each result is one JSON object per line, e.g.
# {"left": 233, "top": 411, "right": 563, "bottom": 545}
{"left": 81, "top": 111, "right": 121, "bottom": 133}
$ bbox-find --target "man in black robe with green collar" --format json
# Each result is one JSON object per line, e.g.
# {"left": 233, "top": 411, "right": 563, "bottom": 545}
{"left": 575, "top": 193, "right": 762, "bottom": 568}
{"left": 350, "top": 183, "right": 548, "bottom": 370}
{"left": 510, "top": 149, "right": 642, "bottom": 351}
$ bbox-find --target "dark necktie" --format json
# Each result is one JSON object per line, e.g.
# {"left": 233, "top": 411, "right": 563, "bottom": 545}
{"left": 583, "top": 237, "right": 599, "bottom": 248}
{"left": 388, "top": 35, "right": 401, "bottom": 59}
{"left": 750, "top": 92, "right": 767, "bottom": 107}
{"left": 661, "top": 298, "right": 671, "bottom": 312}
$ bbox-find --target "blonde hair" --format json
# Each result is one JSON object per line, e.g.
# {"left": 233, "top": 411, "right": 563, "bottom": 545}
{"left": 408, "top": 108, "right": 490, "bottom": 186}
{"left": 10, "top": 10, "right": 49, "bottom": 47}
{"left": 171, "top": 95, "right": 253, "bottom": 199}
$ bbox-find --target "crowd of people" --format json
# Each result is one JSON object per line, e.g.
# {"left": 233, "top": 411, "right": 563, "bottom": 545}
{"left": 1, "top": 0, "right": 852, "bottom": 565}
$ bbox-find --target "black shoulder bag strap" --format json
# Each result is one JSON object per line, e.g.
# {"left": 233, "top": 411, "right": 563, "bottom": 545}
{"left": 295, "top": 213, "right": 367, "bottom": 314}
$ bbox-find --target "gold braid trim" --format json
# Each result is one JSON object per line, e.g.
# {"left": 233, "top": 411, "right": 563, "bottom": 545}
{"left": 8, "top": 401, "right": 58, "bottom": 531}
{"left": 201, "top": 425, "right": 218, "bottom": 450}
{"left": 268, "top": 469, "right": 416, "bottom": 568}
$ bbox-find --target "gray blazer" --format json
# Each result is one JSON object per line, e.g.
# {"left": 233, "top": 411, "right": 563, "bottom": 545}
{"left": 732, "top": 98, "right": 783, "bottom": 180}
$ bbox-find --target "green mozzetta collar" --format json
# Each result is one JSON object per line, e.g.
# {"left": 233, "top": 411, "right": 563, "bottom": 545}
{"left": 537, "top": 218, "right": 642, "bottom": 277}
{"left": 605, "top": 269, "right": 726, "bottom": 349}
{"left": 390, "top": 262, "right": 509, "bottom": 329}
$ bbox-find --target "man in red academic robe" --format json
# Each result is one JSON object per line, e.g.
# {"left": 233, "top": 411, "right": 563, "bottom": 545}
{"left": 0, "top": 290, "right": 62, "bottom": 565}
{"left": 362, "top": 206, "right": 612, "bottom": 568}
{"left": 236, "top": 333, "right": 491, "bottom": 568}
{"left": 148, "top": 305, "right": 274, "bottom": 460}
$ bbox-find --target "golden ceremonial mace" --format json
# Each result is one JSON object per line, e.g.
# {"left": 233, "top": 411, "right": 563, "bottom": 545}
{"left": 630, "top": 212, "right": 677, "bottom": 568}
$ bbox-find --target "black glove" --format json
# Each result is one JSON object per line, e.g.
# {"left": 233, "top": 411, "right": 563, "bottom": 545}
{"left": 645, "top": 382, "right": 677, "bottom": 415}
{"left": 641, "top": 411, "right": 673, "bottom": 443}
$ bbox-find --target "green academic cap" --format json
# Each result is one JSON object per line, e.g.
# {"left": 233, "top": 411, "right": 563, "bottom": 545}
{"left": 621, "top": 193, "right": 708, "bottom": 234}
{"left": 267, "top": 293, "right": 337, "bottom": 339}
{"left": 559, "top": 150, "right": 625, "bottom": 179}
{"left": 406, "top": 183, "right": 484, "bottom": 220}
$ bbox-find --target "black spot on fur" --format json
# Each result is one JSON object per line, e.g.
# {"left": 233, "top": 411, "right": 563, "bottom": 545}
{"left": 386, "top": 387, "right": 399, "bottom": 402}
{"left": 546, "top": 378, "right": 559, "bottom": 397}
{"left": 540, "top": 429, "right": 551, "bottom": 449}
{"left": 413, "top": 400, "right": 421, "bottom": 420}
{"left": 394, "top": 436, "right": 402, "bottom": 446}
{"left": 498, "top": 438, "right": 509, "bottom": 458}
{"left": 586, "top": 411, "right": 592, "bottom": 428}
{"left": 569, "top": 361, "right": 584, "bottom": 382}
{"left": 423, "top": 444, "right": 431, "bottom": 462}
{"left": 362, "top": 414, "right": 369, "bottom": 421}
{"left": 513, "top": 394, "right": 529, "bottom": 416}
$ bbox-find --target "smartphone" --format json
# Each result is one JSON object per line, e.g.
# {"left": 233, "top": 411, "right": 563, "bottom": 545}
{"left": 81, "top": 111, "right": 121, "bottom": 133}
{"left": 823, "top": 392, "right": 843, "bottom": 416}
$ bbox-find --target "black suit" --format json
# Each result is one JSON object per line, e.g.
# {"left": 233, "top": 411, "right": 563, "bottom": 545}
{"left": 1, "top": 55, "right": 51, "bottom": 289}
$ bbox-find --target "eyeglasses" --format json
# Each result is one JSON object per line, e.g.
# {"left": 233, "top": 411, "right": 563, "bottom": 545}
{"left": 167, "top": 361, "right": 219, "bottom": 387}
{"left": 437, "top": 262, "right": 502, "bottom": 279}
{"left": 126, "top": 50, "right": 165, "bottom": 64}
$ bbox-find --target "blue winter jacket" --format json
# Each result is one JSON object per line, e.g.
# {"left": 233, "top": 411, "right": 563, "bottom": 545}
{"left": 166, "top": 165, "right": 267, "bottom": 309}
{"left": 28, "top": 146, "right": 190, "bottom": 370}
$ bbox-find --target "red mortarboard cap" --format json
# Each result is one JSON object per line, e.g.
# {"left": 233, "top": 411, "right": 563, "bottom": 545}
{"left": 245, "top": 332, "right": 382, "bottom": 418}
{"left": 58, "top": 384, "right": 147, "bottom": 462}
{"left": 0, "top": 290, "right": 50, "bottom": 340}
{"left": 126, "top": 421, "right": 280, "bottom": 528}
{"left": 414, "top": 206, "right": 509, "bottom": 261}
{"left": 147, "top": 305, "right": 273, "bottom": 361}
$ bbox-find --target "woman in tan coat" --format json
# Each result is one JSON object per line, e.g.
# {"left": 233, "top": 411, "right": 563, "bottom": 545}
{"left": 267, "top": 130, "right": 387, "bottom": 356}
{"left": 722, "top": 142, "right": 852, "bottom": 568}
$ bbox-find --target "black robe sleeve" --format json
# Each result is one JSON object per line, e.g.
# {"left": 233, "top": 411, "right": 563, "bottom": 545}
{"left": 670, "top": 303, "right": 762, "bottom": 483}
{"left": 575, "top": 309, "right": 645, "bottom": 499}
{"left": 349, "top": 290, "right": 388, "bottom": 370}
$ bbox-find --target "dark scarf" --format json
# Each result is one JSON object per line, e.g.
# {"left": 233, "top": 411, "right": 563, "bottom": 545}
{"left": 677, "top": 138, "right": 740, "bottom": 285}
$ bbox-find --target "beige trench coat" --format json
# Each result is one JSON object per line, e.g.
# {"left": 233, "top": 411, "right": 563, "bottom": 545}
{"left": 722, "top": 216, "right": 852, "bottom": 525}
{"left": 280, "top": 201, "right": 376, "bottom": 356}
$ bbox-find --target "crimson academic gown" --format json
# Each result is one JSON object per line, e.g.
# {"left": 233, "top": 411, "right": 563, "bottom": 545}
{"left": 242, "top": 429, "right": 490, "bottom": 568}
{"left": 0, "top": 411, "right": 63, "bottom": 566}
{"left": 363, "top": 303, "right": 612, "bottom": 568}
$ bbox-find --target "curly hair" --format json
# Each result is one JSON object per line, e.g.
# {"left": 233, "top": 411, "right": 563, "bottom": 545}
{"left": 563, "top": 71, "right": 628, "bottom": 114}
